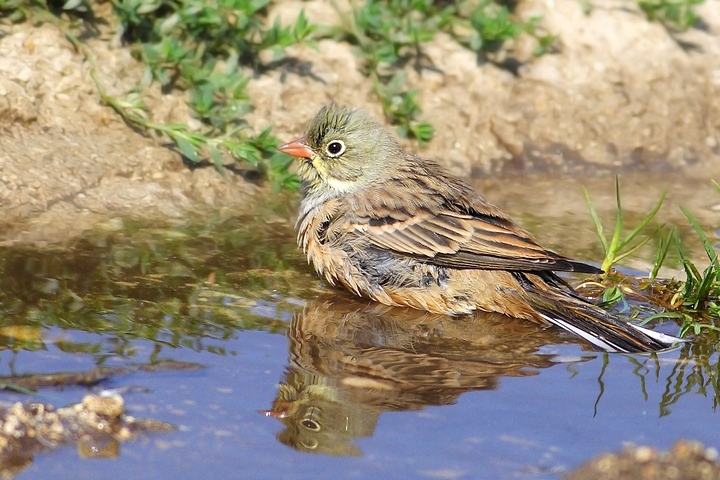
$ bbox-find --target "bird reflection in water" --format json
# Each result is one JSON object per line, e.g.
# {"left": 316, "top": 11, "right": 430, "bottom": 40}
{"left": 265, "top": 297, "right": 591, "bottom": 456}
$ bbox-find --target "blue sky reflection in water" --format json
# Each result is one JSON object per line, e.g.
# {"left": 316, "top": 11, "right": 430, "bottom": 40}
{"left": 0, "top": 205, "right": 716, "bottom": 480}
{"left": 6, "top": 327, "right": 715, "bottom": 480}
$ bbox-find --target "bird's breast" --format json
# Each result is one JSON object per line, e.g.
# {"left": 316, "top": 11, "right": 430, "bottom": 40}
{"left": 296, "top": 198, "right": 355, "bottom": 289}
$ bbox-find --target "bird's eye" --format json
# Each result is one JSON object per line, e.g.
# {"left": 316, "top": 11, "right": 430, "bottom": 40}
{"left": 325, "top": 140, "right": 346, "bottom": 158}
{"left": 301, "top": 419, "right": 321, "bottom": 431}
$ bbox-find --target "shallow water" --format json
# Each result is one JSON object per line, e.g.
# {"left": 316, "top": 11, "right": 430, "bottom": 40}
{"left": 0, "top": 171, "right": 718, "bottom": 479}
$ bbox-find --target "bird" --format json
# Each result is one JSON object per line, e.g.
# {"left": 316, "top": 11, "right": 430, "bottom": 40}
{"left": 278, "top": 103, "right": 682, "bottom": 353}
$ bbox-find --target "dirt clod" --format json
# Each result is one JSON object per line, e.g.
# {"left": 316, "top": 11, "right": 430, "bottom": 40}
{"left": 0, "top": 394, "right": 174, "bottom": 478}
{"left": 566, "top": 441, "right": 720, "bottom": 480}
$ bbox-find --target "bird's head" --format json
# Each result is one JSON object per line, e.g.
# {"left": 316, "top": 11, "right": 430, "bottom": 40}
{"left": 279, "top": 104, "right": 403, "bottom": 195}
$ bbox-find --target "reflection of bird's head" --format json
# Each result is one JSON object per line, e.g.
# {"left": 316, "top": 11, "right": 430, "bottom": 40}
{"left": 267, "top": 374, "right": 377, "bottom": 456}
{"left": 278, "top": 104, "right": 403, "bottom": 195}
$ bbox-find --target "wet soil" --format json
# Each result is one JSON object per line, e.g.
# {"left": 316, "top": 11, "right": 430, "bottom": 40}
{"left": 566, "top": 440, "right": 720, "bottom": 480}
{"left": 0, "top": 393, "right": 174, "bottom": 479}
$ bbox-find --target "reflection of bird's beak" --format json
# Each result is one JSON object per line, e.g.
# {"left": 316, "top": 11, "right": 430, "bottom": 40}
{"left": 278, "top": 137, "right": 315, "bottom": 159}
{"left": 260, "top": 408, "right": 289, "bottom": 419}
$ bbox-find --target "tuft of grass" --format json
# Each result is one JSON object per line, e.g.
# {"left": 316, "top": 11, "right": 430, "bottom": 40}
{"left": 583, "top": 177, "right": 666, "bottom": 274}
{"left": 661, "top": 182, "right": 720, "bottom": 336}
{"left": 671, "top": 206, "right": 720, "bottom": 335}
{"left": 582, "top": 179, "right": 720, "bottom": 340}
{"left": 637, "top": 0, "right": 704, "bottom": 32}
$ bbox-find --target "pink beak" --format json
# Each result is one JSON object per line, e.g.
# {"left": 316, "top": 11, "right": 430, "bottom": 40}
{"left": 278, "top": 137, "right": 315, "bottom": 159}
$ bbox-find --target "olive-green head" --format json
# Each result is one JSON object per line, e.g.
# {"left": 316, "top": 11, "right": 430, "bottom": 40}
{"left": 279, "top": 104, "right": 403, "bottom": 195}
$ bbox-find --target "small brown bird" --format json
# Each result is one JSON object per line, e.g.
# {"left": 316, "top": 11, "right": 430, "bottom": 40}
{"left": 279, "top": 104, "right": 680, "bottom": 353}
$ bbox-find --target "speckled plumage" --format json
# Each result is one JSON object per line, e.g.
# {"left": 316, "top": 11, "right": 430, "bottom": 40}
{"left": 279, "top": 104, "right": 681, "bottom": 353}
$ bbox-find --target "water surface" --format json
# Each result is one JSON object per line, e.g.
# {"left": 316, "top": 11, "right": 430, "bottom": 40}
{"left": 0, "top": 171, "right": 718, "bottom": 479}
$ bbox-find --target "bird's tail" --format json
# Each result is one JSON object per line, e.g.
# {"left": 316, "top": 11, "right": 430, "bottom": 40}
{"left": 525, "top": 288, "right": 683, "bottom": 353}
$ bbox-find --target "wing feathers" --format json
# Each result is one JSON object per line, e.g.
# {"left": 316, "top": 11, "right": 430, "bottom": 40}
{"left": 349, "top": 205, "right": 598, "bottom": 273}
{"left": 341, "top": 173, "right": 600, "bottom": 274}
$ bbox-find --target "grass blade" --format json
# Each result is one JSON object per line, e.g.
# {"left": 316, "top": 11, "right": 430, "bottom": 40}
{"left": 681, "top": 207, "right": 719, "bottom": 266}
{"left": 620, "top": 190, "right": 666, "bottom": 250}
{"left": 582, "top": 186, "right": 608, "bottom": 254}
{"left": 650, "top": 227, "right": 674, "bottom": 280}
{"left": 606, "top": 178, "right": 624, "bottom": 266}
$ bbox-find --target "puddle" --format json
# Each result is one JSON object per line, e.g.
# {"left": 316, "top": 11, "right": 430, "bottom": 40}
{"left": 0, "top": 171, "right": 718, "bottom": 479}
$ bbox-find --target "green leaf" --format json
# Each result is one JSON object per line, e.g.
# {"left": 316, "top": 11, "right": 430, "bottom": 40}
{"left": 650, "top": 227, "right": 674, "bottom": 281}
{"left": 681, "top": 206, "right": 719, "bottom": 267}
{"left": 621, "top": 190, "right": 666, "bottom": 251}
{"left": 176, "top": 136, "right": 200, "bottom": 163}
{"left": 582, "top": 186, "right": 608, "bottom": 254}
{"left": 210, "top": 146, "right": 223, "bottom": 170}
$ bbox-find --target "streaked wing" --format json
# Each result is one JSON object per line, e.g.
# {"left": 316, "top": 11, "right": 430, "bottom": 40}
{"left": 345, "top": 191, "right": 598, "bottom": 273}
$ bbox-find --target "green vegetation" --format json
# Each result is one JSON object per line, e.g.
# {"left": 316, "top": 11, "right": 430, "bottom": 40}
{"left": 108, "top": 0, "right": 315, "bottom": 189}
{"left": 583, "top": 178, "right": 665, "bottom": 274}
{"left": 0, "top": 0, "right": 551, "bottom": 185}
{"left": 638, "top": 0, "right": 703, "bottom": 31}
{"left": 581, "top": 180, "right": 719, "bottom": 341}
{"left": 671, "top": 199, "right": 720, "bottom": 335}
{"left": 2, "top": 0, "right": 315, "bottom": 190}
{"left": 328, "top": 0, "right": 553, "bottom": 143}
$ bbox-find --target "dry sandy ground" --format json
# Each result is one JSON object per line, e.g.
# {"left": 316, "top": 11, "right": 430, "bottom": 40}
{"left": 1, "top": 0, "right": 719, "bottom": 246}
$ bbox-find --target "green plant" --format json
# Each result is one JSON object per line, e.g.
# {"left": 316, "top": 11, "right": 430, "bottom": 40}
{"left": 650, "top": 226, "right": 675, "bottom": 281}
{"left": 657, "top": 181, "right": 720, "bottom": 336}
{"left": 0, "top": 0, "right": 91, "bottom": 21}
{"left": 637, "top": 0, "right": 704, "bottom": 32}
{"left": 672, "top": 205, "right": 720, "bottom": 335}
{"left": 1, "top": 0, "right": 313, "bottom": 190}
{"left": 328, "top": 0, "right": 554, "bottom": 144}
{"left": 374, "top": 72, "right": 434, "bottom": 141}
{"left": 329, "top": 0, "right": 441, "bottom": 143}
{"left": 108, "top": 0, "right": 315, "bottom": 188}
{"left": 582, "top": 180, "right": 720, "bottom": 339}
{"left": 452, "top": 1, "right": 555, "bottom": 56}
{"left": 583, "top": 178, "right": 666, "bottom": 274}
